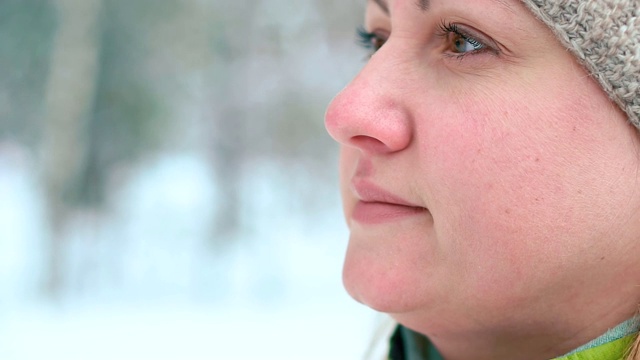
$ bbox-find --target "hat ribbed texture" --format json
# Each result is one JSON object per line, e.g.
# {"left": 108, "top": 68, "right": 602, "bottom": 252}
{"left": 520, "top": 0, "right": 640, "bottom": 130}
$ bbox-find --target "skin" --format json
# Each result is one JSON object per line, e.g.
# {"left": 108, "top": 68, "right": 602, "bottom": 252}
{"left": 324, "top": 0, "right": 640, "bottom": 359}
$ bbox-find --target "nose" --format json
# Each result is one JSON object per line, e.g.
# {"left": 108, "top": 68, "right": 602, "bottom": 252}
{"left": 324, "top": 49, "right": 413, "bottom": 155}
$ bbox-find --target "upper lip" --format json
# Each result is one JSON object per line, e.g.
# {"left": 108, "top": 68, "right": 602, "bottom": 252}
{"left": 351, "top": 179, "right": 423, "bottom": 208}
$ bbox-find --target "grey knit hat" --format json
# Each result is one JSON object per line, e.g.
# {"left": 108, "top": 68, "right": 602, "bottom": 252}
{"left": 520, "top": 0, "right": 640, "bottom": 129}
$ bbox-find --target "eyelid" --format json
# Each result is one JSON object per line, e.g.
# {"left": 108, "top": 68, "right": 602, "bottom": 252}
{"left": 369, "top": 28, "right": 390, "bottom": 42}
{"left": 442, "top": 22, "right": 500, "bottom": 55}
{"left": 356, "top": 26, "right": 390, "bottom": 53}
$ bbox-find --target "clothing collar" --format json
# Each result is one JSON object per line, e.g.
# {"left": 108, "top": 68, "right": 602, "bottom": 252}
{"left": 389, "top": 317, "right": 640, "bottom": 360}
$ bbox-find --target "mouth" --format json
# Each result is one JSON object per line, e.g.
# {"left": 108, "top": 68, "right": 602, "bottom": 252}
{"left": 351, "top": 180, "right": 428, "bottom": 225}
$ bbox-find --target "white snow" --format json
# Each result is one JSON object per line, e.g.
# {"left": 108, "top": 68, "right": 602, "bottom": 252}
{"left": 0, "top": 145, "right": 377, "bottom": 360}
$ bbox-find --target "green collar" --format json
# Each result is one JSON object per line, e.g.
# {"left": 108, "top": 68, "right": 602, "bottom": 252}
{"left": 552, "top": 333, "right": 636, "bottom": 360}
{"left": 392, "top": 325, "right": 638, "bottom": 360}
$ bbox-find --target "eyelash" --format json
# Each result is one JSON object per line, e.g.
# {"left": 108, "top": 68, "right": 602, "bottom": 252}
{"left": 356, "top": 21, "right": 490, "bottom": 60}
{"left": 356, "top": 26, "right": 385, "bottom": 54}
{"left": 436, "top": 21, "right": 487, "bottom": 59}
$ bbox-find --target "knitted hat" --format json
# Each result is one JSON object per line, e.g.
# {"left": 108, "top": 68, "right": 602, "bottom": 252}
{"left": 520, "top": 0, "right": 640, "bottom": 129}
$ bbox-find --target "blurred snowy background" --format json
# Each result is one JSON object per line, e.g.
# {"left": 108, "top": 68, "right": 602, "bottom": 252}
{"left": 0, "top": 0, "right": 378, "bottom": 359}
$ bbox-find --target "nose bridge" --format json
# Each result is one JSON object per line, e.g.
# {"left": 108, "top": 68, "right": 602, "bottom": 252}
{"left": 324, "top": 45, "right": 413, "bottom": 155}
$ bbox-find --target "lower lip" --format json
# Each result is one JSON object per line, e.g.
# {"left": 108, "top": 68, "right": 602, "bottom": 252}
{"left": 352, "top": 201, "right": 427, "bottom": 225}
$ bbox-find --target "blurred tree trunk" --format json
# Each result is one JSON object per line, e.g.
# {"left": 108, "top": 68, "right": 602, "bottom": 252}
{"left": 40, "top": 0, "right": 102, "bottom": 298}
{"left": 210, "top": 106, "right": 245, "bottom": 240}
{"left": 206, "top": 1, "right": 259, "bottom": 243}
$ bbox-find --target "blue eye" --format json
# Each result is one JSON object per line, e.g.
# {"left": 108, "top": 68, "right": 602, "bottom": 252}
{"left": 439, "top": 22, "right": 487, "bottom": 56}
{"left": 452, "top": 33, "right": 484, "bottom": 53}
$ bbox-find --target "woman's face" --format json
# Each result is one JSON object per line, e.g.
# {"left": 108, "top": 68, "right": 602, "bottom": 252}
{"left": 326, "top": 0, "right": 640, "bottom": 343}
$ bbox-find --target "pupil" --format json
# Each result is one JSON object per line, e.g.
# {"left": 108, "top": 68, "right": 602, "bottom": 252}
{"left": 454, "top": 36, "right": 465, "bottom": 52}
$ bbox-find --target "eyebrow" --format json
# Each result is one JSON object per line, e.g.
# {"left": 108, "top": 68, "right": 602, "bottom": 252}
{"left": 371, "top": 0, "right": 513, "bottom": 15}
{"left": 370, "top": 0, "right": 428, "bottom": 14}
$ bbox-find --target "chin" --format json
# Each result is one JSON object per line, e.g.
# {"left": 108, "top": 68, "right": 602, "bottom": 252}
{"left": 342, "top": 247, "right": 431, "bottom": 314}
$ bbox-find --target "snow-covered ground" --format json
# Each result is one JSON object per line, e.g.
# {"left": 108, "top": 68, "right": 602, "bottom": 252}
{"left": 0, "top": 144, "right": 377, "bottom": 359}
{"left": 1, "top": 301, "right": 375, "bottom": 360}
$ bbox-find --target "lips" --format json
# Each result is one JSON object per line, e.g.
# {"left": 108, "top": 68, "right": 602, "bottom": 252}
{"left": 350, "top": 180, "right": 427, "bottom": 225}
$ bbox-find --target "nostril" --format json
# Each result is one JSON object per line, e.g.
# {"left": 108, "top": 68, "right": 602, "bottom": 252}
{"left": 350, "top": 135, "right": 391, "bottom": 154}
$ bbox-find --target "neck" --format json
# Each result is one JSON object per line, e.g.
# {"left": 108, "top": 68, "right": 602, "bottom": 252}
{"left": 431, "top": 309, "right": 635, "bottom": 360}
{"left": 394, "top": 279, "right": 640, "bottom": 360}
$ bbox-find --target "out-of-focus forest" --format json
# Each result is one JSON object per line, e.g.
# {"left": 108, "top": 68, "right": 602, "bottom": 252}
{"left": 0, "top": 0, "right": 376, "bottom": 358}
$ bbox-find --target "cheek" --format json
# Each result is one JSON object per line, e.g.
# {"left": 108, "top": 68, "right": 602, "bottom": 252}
{"left": 419, "top": 77, "right": 628, "bottom": 302}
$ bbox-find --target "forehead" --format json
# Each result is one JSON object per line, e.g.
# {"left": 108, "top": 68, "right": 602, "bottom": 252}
{"left": 368, "top": 0, "right": 517, "bottom": 15}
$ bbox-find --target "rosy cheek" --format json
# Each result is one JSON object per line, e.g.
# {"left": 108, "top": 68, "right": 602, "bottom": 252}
{"left": 417, "top": 94, "right": 574, "bottom": 276}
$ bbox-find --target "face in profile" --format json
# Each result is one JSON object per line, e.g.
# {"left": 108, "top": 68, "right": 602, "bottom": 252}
{"left": 325, "top": 0, "right": 640, "bottom": 350}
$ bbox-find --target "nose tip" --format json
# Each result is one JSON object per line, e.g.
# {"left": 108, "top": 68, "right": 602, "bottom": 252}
{"left": 324, "top": 77, "right": 412, "bottom": 155}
